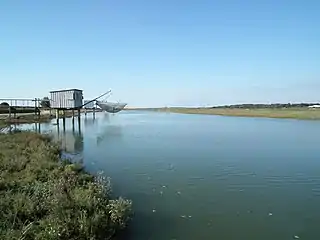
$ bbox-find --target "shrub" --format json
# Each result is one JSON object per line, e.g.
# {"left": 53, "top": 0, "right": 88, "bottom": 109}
{"left": 0, "top": 132, "right": 132, "bottom": 240}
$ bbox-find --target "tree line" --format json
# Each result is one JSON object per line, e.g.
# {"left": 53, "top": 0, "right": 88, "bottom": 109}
{"left": 212, "top": 103, "right": 320, "bottom": 109}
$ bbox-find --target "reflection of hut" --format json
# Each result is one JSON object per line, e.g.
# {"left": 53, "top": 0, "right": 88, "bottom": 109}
{"left": 96, "top": 126, "right": 122, "bottom": 146}
{"left": 84, "top": 117, "right": 96, "bottom": 127}
{"left": 52, "top": 131, "right": 83, "bottom": 153}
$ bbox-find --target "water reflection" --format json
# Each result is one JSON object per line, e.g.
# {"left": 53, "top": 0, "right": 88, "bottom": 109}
{"left": 102, "top": 112, "right": 110, "bottom": 122}
{"left": 84, "top": 116, "right": 96, "bottom": 127}
{"left": 53, "top": 120, "right": 83, "bottom": 154}
{"left": 1, "top": 122, "right": 46, "bottom": 134}
{"left": 34, "top": 122, "right": 41, "bottom": 133}
{"left": 0, "top": 125, "right": 13, "bottom": 133}
{"left": 96, "top": 125, "right": 123, "bottom": 146}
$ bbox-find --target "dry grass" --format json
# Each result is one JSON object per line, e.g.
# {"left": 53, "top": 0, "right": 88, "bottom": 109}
{"left": 157, "top": 107, "right": 320, "bottom": 120}
{"left": 0, "top": 131, "right": 132, "bottom": 239}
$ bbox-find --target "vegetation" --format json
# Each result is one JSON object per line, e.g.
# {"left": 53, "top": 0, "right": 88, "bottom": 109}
{"left": 212, "top": 103, "right": 320, "bottom": 109}
{"left": 156, "top": 107, "right": 320, "bottom": 120}
{"left": 0, "top": 120, "right": 6, "bottom": 129}
{"left": 0, "top": 131, "right": 132, "bottom": 239}
{"left": 0, "top": 102, "right": 10, "bottom": 108}
{"left": 40, "top": 97, "right": 51, "bottom": 108}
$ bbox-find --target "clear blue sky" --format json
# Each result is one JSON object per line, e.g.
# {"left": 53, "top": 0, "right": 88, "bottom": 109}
{"left": 1, "top": 0, "right": 319, "bottom": 107}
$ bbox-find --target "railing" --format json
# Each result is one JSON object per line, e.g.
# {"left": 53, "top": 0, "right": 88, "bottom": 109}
{"left": 0, "top": 98, "right": 38, "bottom": 108}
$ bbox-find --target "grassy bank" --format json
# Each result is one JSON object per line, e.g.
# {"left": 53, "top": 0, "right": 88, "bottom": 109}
{"left": 0, "top": 115, "right": 53, "bottom": 129}
{"left": 0, "top": 131, "right": 132, "bottom": 239}
{"left": 0, "top": 109, "right": 103, "bottom": 127}
{"left": 156, "top": 107, "right": 320, "bottom": 120}
{"left": 0, "top": 108, "right": 36, "bottom": 114}
{"left": 0, "top": 120, "right": 6, "bottom": 129}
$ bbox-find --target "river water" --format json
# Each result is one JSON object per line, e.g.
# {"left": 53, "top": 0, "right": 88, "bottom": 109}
{"left": 22, "top": 111, "right": 320, "bottom": 239}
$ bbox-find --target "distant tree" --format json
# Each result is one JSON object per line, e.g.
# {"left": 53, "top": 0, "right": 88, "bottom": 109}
{"left": 0, "top": 102, "right": 9, "bottom": 108}
{"left": 40, "top": 97, "right": 50, "bottom": 108}
{"left": 212, "top": 102, "right": 318, "bottom": 109}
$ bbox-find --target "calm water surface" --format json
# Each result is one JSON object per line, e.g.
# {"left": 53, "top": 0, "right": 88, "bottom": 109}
{"left": 23, "top": 111, "right": 320, "bottom": 239}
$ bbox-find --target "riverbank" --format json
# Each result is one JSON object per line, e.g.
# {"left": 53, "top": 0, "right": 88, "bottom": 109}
{"left": 0, "top": 108, "right": 102, "bottom": 128}
{"left": 0, "top": 115, "right": 54, "bottom": 130}
{"left": 0, "top": 131, "right": 132, "bottom": 239}
{"left": 0, "top": 107, "right": 36, "bottom": 114}
{"left": 151, "top": 107, "right": 320, "bottom": 120}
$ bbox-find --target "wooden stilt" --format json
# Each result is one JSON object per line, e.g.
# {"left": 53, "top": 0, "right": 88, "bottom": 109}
{"left": 8, "top": 106, "right": 11, "bottom": 120}
{"left": 62, "top": 110, "right": 66, "bottom": 130}
{"left": 77, "top": 110, "right": 81, "bottom": 134}
{"left": 56, "top": 109, "right": 59, "bottom": 125}
{"left": 34, "top": 98, "right": 37, "bottom": 117}
{"left": 72, "top": 109, "right": 75, "bottom": 127}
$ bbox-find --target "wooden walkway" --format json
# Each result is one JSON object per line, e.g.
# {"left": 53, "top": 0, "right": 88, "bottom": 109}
{"left": 0, "top": 98, "right": 39, "bottom": 108}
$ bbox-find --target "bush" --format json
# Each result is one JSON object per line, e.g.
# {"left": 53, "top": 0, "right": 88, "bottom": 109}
{"left": 0, "top": 102, "right": 9, "bottom": 108}
{"left": 40, "top": 97, "right": 50, "bottom": 108}
{"left": 0, "top": 132, "right": 132, "bottom": 240}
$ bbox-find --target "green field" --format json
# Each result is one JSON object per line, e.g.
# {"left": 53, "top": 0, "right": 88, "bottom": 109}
{"left": 0, "top": 131, "right": 132, "bottom": 239}
{"left": 156, "top": 107, "right": 320, "bottom": 120}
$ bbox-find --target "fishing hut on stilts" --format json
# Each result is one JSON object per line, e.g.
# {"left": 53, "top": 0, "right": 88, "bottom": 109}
{"left": 49, "top": 89, "right": 112, "bottom": 129}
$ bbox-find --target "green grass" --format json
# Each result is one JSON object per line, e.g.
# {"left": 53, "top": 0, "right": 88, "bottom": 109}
{"left": 156, "top": 107, "right": 320, "bottom": 120}
{"left": 0, "top": 131, "right": 132, "bottom": 239}
{"left": 0, "top": 120, "right": 6, "bottom": 129}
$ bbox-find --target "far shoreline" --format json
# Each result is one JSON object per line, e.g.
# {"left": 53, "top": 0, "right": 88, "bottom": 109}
{"left": 124, "top": 107, "right": 320, "bottom": 121}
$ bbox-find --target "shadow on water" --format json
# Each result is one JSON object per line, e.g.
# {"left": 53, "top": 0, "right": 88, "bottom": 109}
{"left": 116, "top": 192, "right": 177, "bottom": 240}
{"left": 118, "top": 213, "right": 176, "bottom": 240}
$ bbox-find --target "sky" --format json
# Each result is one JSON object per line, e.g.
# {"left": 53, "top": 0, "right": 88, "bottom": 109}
{"left": 0, "top": 0, "right": 319, "bottom": 107}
